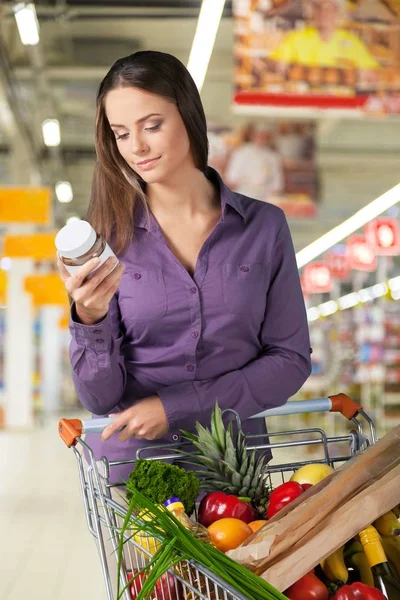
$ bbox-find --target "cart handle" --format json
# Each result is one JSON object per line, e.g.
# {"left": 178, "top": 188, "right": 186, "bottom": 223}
{"left": 58, "top": 394, "right": 362, "bottom": 447}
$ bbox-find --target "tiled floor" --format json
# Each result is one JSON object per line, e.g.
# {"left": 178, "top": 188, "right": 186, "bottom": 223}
{"left": 0, "top": 411, "right": 107, "bottom": 600}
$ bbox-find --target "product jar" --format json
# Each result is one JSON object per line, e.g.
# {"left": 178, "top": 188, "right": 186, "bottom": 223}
{"left": 55, "top": 220, "right": 117, "bottom": 276}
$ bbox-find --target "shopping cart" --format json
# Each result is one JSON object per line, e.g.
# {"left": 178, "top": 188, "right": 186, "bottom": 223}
{"left": 58, "top": 393, "right": 376, "bottom": 600}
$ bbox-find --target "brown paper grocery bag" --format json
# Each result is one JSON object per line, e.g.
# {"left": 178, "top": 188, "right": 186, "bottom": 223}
{"left": 228, "top": 424, "right": 400, "bottom": 589}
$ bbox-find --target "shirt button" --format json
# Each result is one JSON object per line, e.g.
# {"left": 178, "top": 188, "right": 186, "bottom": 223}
{"left": 172, "top": 434, "right": 180, "bottom": 442}
{"left": 94, "top": 329, "right": 102, "bottom": 334}
{"left": 134, "top": 273, "right": 142, "bottom": 280}
{"left": 191, "top": 331, "right": 199, "bottom": 339}
{"left": 190, "top": 287, "right": 197, "bottom": 294}
{"left": 240, "top": 265, "right": 249, "bottom": 272}
{"left": 95, "top": 338, "right": 104, "bottom": 343}
{"left": 186, "top": 364, "right": 195, "bottom": 372}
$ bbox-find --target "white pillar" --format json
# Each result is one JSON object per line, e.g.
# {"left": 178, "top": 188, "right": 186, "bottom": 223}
{"left": 40, "top": 305, "right": 63, "bottom": 413}
{"left": 4, "top": 259, "right": 34, "bottom": 428}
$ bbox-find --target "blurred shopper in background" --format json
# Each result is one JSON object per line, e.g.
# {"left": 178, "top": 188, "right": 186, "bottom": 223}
{"left": 58, "top": 51, "right": 311, "bottom": 484}
{"left": 225, "top": 123, "right": 284, "bottom": 201}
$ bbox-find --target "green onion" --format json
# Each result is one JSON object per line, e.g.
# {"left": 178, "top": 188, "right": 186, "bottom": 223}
{"left": 114, "top": 487, "right": 288, "bottom": 600}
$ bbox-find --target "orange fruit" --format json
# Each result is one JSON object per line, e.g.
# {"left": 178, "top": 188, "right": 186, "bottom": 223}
{"left": 207, "top": 518, "right": 253, "bottom": 552}
{"left": 248, "top": 520, "right": 267, "bottom": 533}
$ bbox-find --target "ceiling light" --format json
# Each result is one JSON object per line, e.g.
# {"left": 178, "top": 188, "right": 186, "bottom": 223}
{"left": 0, "top": 257, "right": 12, "bottom": 271}
{"left": 358, "top": 288, "right": 374, "bottom": 303}
{"left": 388, "top": 276, "right": 400, "bottom": 291}
{"left": 391, "top": 288, "right": 400, "bottom": 300}
{"left": 338, "top": 292, "right": 359, "bottom": 310}
{"left": 187, "top": 0, "right": 226, "bottom": 92}
{"left": 66, "top": 216, "right": 81, "bottom": 225}
{"left": 42, "top": 119, "right": 61, "bottom": 147}
{"left": 13, "top": 3, "right": 40, "bottom": 46}
{"left": 370, "top": 283, "right": 388, "bottom": 298}
{"left": 307, "top": 307, "right": 320, "bottom": 322}
{"left": 55, "top": 181, "right": 73, "bottom": 203}
{"left": 319, "top": 300, "right": 338, "bottom": 317}
{"left": 296, "top": 183, "right": 400, "bottom": 268}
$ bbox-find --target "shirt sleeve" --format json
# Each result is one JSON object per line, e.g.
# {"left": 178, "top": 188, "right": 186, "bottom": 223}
{"left": 69, "top": 294, "right": 128, "bottom": 415}
{"left": 158, "top": 214, "right": 312, "bottom": 430}
{"left": 347, "top": 33, "right": 380, "bottom": 70}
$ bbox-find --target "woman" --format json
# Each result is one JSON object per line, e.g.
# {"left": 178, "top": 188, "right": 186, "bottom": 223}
{"left": 59, "top": 50, "right": 312, "bottom": 484}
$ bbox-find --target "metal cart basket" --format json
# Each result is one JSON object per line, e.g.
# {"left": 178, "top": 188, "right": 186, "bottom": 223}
{"left": 59, "top": 393, "right": 376, "bottom": 600}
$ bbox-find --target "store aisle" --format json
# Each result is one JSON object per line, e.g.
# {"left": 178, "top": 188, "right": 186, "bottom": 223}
{"left": 0, "top": 413, "right": 107, "bottom": 600}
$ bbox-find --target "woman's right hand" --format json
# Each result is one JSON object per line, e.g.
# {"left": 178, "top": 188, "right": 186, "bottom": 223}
{"left": 58, "top": 256, "right": 125, "bottom": 325}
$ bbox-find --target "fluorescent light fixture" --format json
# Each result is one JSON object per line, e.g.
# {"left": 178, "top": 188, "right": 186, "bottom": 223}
{"left": 319, "top": 300, "right": 338, "bottom": 317}
{"left": 187, "top": 0, "right": 226, "bottom": 91}
{"left": 309, "top": 281, "right": 394, "bottom": 321}
{"left": 13, "top": 3, "right": 40, "bottom": 46}
{"left": 55, "top": 181, "right": 73, "bottom": 203}
{"left": 338, "top": 292, "right": 359, "bottom": 310}
{"left": 391, "top": 288, "right": 400, "bottom": 300}
{"left": 370, "top": 283, "right": 388, "bottom": 298}
{"left": 296, "top": 183, "right": 400, "bottom": 268}
{"left": 358, "top": 288, "right": 374, "bottom": 303}
{"left": 307, "top": 307, "right": 320, "bottom": 322}
{"left": 42, "top": 119, "right": 61, "bottom": 147}
{"left": 0, "top": 257, "right": 12, "bottom": 271}
{"left": 388, "top": 276, "right": 400, "bottom": 291}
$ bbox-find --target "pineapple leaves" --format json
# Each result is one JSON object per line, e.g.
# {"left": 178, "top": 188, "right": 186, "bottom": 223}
{"left": 210, "top": 401, "right": 226, "bottom": 452}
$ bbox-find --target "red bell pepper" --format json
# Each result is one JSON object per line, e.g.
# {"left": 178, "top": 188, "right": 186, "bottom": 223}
{"left": 284, "top": 571, "right": 329, "bottom": 600}
{"left": 198, "top": 492, "right": 255, "bottom": 527}
{"left": 266, "top": 481, "right": 304, "bottom": 519}
{"left": 332, "top": 582, "right": 386, "bottom": 600}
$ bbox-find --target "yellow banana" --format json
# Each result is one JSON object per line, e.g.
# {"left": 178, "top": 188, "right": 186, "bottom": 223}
{"left": 374, "top": 511, "right": 400, "bottom": 537}
{"left": 321, "top": 546, "right": 348, "bottom": 583}
{"left": 349, "top": 551, "right": 374, "bottom": 587}
{"left": 381, "top": 535, "right": 400, "bottom": 579}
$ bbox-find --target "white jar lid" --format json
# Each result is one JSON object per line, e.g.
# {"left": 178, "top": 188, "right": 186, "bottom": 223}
{"left": 55, "top": 220, "right": 97, "bottom": 259}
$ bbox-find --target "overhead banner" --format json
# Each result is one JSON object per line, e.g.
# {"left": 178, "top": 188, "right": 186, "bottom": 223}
{"left": 208, "top": 120, "right": 318, "bottom": 217}
{"left": 233, "top": 0, "right": 400, "bottom": 114}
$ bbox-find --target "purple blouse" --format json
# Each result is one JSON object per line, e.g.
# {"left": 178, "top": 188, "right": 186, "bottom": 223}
{"left": 69, "top": 168, "right": 311, "bottom": 482}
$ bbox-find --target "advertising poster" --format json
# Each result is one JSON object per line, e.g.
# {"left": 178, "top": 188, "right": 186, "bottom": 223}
{"left": 208, "top": 120, "right": 318, "bottom": 217}
{"left": 233, "top": 0, "right": 400, "bottom": 113}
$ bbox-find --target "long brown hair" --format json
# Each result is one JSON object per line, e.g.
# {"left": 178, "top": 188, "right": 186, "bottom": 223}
{"left": 87, "top": 50, "right": 209, "bottom": 254}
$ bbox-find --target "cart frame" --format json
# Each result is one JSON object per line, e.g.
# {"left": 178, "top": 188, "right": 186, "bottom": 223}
{"left": 59, "top": 393, "right": 376, "bottom": 600}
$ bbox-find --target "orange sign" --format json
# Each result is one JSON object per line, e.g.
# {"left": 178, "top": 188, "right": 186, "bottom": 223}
{"left": 24, "top": 273, "right": 68, "bottom": 306}
{"left": 0, "top": 269, "right": 6, "bottom": 304}
{"left": 0, "top": 188, "right": 51, "bottom": 224}
{"left": 3, "top": 231, "right": 57, "bottom": 260}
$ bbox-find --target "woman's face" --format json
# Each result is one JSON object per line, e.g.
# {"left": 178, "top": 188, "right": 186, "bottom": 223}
{"left": 105, "top": 86, "right": 193, "bottom": 184}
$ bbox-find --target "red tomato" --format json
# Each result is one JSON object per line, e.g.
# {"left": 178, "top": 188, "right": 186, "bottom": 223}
{"left": 127, "top": 571, "right": 148, "bottom": 599}
{"left": 266, "top": 481, "right": 304, "bottom": 519}
{"left": 284, "top": 572, "right": 329, "bottom": 600}
{"left": 155, "top": 571, "right": 184, "bottom": 600}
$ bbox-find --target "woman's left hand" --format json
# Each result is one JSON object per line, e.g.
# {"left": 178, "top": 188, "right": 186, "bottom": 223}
{"left": 101, "top": 396, "right": 169, "bottom": 442}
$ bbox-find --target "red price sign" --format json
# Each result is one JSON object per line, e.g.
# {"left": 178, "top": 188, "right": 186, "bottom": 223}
{"left": 347, "top": 235, "right": 377, "bottom": 272}
{"left": 325, "top": 251, "right": 351, "bottom": 280}
{"left": 365, "top": 218, "right": 400, "bottom": 256}
{"left": 302, "top": 262, "right": 332, "bottom": 294}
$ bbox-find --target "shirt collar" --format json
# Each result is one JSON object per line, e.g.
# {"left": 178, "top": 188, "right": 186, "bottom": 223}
{"left": 134, "top": 166, "right": 246, "bottom": 231}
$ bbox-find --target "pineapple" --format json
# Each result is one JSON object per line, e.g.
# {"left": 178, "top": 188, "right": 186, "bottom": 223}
{"left": 181, "top": 402, "right": 270, "bottom": 516}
